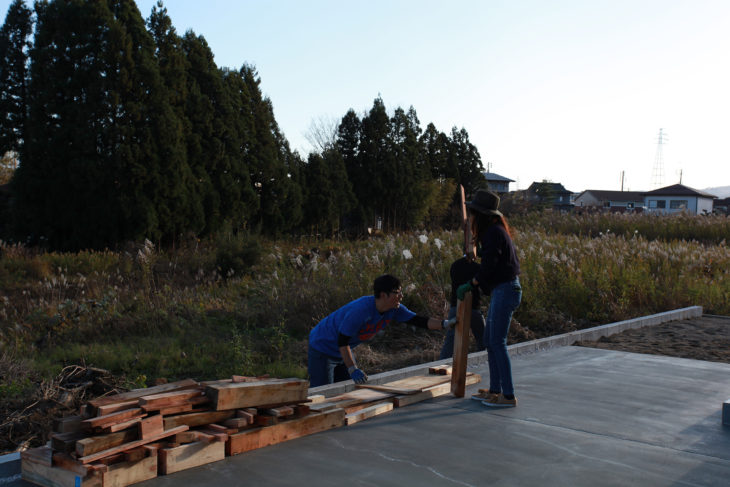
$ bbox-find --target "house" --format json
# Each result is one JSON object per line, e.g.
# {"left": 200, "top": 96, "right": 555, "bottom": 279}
{"left": 713, "top": 198, "right": 730, "bottom": 215}
{"left": 481, "top": 172, "right": 515, "bottom": 194}
{"left": 525, "top": 181, "right": 574, "bottom": 210}
{"left": 574, "top": 190, "right": 646, "bottom": 212}
{"left": 644, "top": 184, "right": 716, "bottom": 215}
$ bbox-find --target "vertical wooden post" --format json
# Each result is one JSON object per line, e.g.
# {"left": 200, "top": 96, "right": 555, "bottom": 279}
{"left": 451, "top": 292, "right": 472, "bottom": 397}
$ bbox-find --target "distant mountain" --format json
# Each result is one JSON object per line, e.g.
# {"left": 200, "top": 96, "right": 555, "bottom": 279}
{"left": 703, "top": 186, "right": 730, "bottom": 198}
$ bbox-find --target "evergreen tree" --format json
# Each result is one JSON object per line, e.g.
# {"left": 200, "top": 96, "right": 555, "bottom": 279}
{"left": 14, "top": 0, "right": 188, "bottom": 249}
{"left": 358, "top": 97, "right": 394, "bottom": 230}
{"left": 420, "top": 122, "right": 452, "bottom": 180}
{"left": 0, "top": 0, "right": 32, "bottom": 157}
{"left": 336, "top": 109, "right": 364, "bottom": 231}
{"left": 390, "top": 106, "right": 425, "bottom": 228}
{"left": 448, "top": 127, "right": 484, "bottom": 196}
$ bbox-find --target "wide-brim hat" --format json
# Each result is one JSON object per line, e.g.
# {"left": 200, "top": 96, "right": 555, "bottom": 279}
{"left": 466, "top": 189, "right": 503, "bottom": 217}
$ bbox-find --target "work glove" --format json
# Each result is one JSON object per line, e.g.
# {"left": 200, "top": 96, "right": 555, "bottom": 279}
{"left": 348, "top": 366, "right": 368, "bottom": 384}
{"left": 456, "top": 282, "right": 473, "bottom": 301}
{"left": 442, "top": 317, "right": 458, "bottom": 329}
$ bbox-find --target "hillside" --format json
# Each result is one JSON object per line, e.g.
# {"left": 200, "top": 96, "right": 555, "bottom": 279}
{"left": 703, "top": 185, "right": 730, "bottom": 198}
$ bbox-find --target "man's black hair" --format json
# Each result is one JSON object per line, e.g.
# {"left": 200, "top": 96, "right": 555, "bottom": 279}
{"left": 373, "top": 274, "right": 401, "bottom": 298}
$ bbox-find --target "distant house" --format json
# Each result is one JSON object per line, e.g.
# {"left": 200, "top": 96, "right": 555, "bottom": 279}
{"left": 525, "top": 181, "right": 574, "bottom": 210}
{"left": 574, "top": 190, "right": 646, "bottom": 212}
{"left": 713, "top": 197, "right": 730, "bottom": 215}
{"left": 481, "top": 172, "right": 514, "bottom": 194}
{"left": 644, "top": 184, "right": 716, "bottom": 215}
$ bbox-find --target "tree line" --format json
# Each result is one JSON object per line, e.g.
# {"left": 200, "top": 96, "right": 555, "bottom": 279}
{"left": 0, "top": 0, "right": 485, "bottom": 251}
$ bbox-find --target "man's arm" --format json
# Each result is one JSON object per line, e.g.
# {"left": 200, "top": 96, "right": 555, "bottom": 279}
{"left": 338, "top": 334, "right": 367, "bottom": 384}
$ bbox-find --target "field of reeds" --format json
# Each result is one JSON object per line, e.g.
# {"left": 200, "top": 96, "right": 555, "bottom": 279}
{"left": 1, "top": 212, "right": 729, "bottom": 409}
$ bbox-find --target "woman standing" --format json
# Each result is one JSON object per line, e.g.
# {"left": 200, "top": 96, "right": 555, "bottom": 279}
{"left": 457, "top": 189, "right": 522, "bottom": 407}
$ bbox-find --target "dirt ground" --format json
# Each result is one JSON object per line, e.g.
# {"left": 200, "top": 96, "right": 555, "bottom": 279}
{"left": 574, "top": 314, "right": 730, "bottom": 364}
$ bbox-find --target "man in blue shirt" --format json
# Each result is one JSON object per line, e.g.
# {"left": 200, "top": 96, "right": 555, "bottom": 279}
{"left": 308, "top": 274, "right": 457, "bottom": 387}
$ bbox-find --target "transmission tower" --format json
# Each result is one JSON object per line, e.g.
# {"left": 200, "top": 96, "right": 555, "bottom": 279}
{"left": 651, "top": 128, "right": 668, "bottom": 189}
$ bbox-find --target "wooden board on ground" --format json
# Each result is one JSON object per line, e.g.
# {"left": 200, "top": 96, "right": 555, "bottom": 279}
{"left": 75, "top": 429, "right": 138, "bottom": 457}
{"left": 345, "top": 402, "right": 393, "bottom": 426}
{"left": 162, "top": 410, "right": 236, "bottom": 430}
{"left": 159, "top": 441, "right": 225, "bottom": 475}
{"left": 206, "top": 378, "right": 309, "bottom": 411}
{"left": 227, "top": 409, "right": 345, "bottom": 456}
{"left": 451, "top": 292, "right": 472, "bottom": 397}
{"left": 395, "top": 373, "right": 481, "bottom": 407}
{"left": 429, "top": 365, "right": 452, "bottom": 375}
{"left": 22, "top": 457, "right": 101, "bottom": 487}
{"left": 356, "top": 375, "right": 452, "bottom": 395}
{"left": 88, "top": 379, "right": 199, "bottom": 409}
{"left": 101, "top": 451, "right": 157, "bottom": 487}
{"left": 78, "top": 426, "right": 188, "bottom": 464}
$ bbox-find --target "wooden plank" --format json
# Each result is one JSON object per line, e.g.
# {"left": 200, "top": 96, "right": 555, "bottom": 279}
{"left": 88, "top": 379, "right": 199, "bottom": 408}
{"left": 309, "top": 402, "right": 338, "bottom": 413}
{"left": 138, "top": 388, "right": 204, "bottom": 411}
{"left": 174, "top": 430, "right": 216, "bottom": 444}
{"left": 206, "top": 378, "right": 309, "bottom": 411}
{"left": 101, "top": 416, "right": 143, "bottom": 433}
{"left": 159, "top": 441, "right": 225, "bottom": 475}
{"left": 157, "top": 403, "right": 194, "bottom": 416}
{"left": 428, "top": 365, "right": 452, "bottom": 375}
{"left": 139, "top": 414, "right": 164, "bottom": 439}
{"left": 78, "top": 425, "right": 188, "bottom": 464}
{"left": 395, "top": 373, "right": 481, "bottom": 407}
{"left": 451, "top": 292, "right": 472, "bottom": 397}
{"left": 96, "top": 400, "right": 140, "bottom": 417}
{"left": 356, "top": 375, "right": 451, "bottom": 395}
{"left": 262, "top": 406, "right": 294, "bottom": 417}
{"left": 52, "top": 415, "right": 82, "bottom": 433}
{"left": 345, "top": 402, "right": 394, "bottom": 425}
{"left": 75, "top": 429, "right": 138, "bottom": 457}
{"left": 21, "top": 446, "right": 52, "bottom": 467}
{"left": 50, "top": 431, "right": 85, "bottom": 453}
{"left": 235, "top": 409, "right": 255, "bottom": 424}
{"left": 227, "top": 409, "right": 346, "bottom": 456}
{"left": 224, "top": 417, "right": 250, "bottom": 429}
{"left": 162, "top": 410, "right": 236, "bottom": 430}
{"left": 101, "top": 451, "right": 157, "bottom": 487}
{"left": 22, "top": 459, "right": 101, "bottom": 487}
{"left": 52, "top": 453, "right": 91, "bottom": 476}
{"left": 82, "top": 408, "right": 144, "bottom": 429}
{"left": 307, "top": 394, "right": 326, "bottom": 404}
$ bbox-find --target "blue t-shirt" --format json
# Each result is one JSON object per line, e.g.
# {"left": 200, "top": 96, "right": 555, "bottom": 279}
{"left": 308, "top": 296, "right": 416, "bottom": 357}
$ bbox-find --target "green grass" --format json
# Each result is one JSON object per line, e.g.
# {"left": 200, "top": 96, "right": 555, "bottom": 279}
{"left": 1, "top": 212, "right": 729, "bottom": 392}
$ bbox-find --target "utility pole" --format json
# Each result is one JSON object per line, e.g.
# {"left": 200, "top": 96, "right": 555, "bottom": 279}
{"left": 620, "top": 171, "right": 625, "bottom": 191}
{"left": 651, "top": 129, "right": 667, "bottom": 189}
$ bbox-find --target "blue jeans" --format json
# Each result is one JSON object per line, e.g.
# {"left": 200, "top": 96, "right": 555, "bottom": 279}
{"left": 308, "top": 346, "right": 350, "bottom": 387}
{"left": 440, "top": 306, "right": 486, "bottom": 359}
{"left": 483, "top": 278, "right": 522, "bottom": 396}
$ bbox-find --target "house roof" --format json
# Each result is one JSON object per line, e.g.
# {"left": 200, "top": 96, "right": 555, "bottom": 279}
{"left": 644, "top": 184, "right": 717, "bottom": 198}
{"left": 527, "top": 181, "right": 572, "bottom": 194}
{"left": 577, "top": 190, "right": 645, "bottom": 202}
{"left": 482, "top": 171, "right": 515, "bottom": 183}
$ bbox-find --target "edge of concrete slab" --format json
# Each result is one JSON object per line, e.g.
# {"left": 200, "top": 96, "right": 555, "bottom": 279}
{"left": 308, "top": 305, "right": 704, "bottom": 397}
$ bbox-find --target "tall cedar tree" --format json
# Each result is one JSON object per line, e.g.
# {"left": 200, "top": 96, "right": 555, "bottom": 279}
{"left": 147, "top": 1, "right": 205, "bottom": 237}
{"left": 240, "top": 65, "right": 301, "bottom": 234}
{"left": 448, "top": 126, "right": 484, "bottom": 196}
{"left": 14, "top": 0, "right": 193, "bottom": 249}
{"left": 357, "top": 97, "right": 395, "bottom": 230}
{"left": 337, "top": 109, "right": 365, "bottom": 230}
{"left": 0, "top": 0, "right": 32, "bottom": 157}
{"left": 301, "top": 147, "right": 354, "bottom": 236}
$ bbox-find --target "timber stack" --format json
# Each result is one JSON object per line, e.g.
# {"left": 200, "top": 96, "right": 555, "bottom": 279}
{"left": 21, "top": 370, "right": 480, "bottom": 487}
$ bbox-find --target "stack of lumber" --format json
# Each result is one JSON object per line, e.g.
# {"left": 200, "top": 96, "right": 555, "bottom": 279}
{"left": 21, "top": 370, "right": 480, "bottom": 487}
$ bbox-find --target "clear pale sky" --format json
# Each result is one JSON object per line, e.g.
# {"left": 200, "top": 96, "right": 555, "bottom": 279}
{"left": 4, "top": 0, "right": 730, "bottom": 193}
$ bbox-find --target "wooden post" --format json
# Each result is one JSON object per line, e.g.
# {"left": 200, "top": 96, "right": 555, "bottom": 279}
{"left": 451, "top": 292, "right": 472, "bottom": 397}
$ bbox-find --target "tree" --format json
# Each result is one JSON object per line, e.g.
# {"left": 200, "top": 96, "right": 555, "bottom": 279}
{"left": 14, "top": 0, "right": 189, "bottom": 249}
{"left": 358, "top": 97, "right": 394, "bottom": 230}
{"left": 448, "top": 127, "right": 484, "bottom": 196}
{"left": 0, "top": 0, "right": 32, "bottom": 157}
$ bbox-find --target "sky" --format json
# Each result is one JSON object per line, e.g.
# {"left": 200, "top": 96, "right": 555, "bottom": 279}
{"left": 3, "top": 0, "right": 730, "bottom": 194}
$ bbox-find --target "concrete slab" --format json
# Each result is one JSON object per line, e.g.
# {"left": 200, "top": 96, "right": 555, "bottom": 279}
{"left": 5, "top": 334, "right": 730, "bottom": 486}
{"left": 148, "top": 347, "right": 730, "bottom": 486}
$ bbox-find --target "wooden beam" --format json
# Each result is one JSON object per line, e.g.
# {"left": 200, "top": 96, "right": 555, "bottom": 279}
{"left": 451, "top": 292, "right": 472, "bottom": 397}
{"left": 163, "top": 410, "right": 235, "bottom": 430}
{"left": 88, "top": 379, "right": 199, "bottom": 408}
{"left": 205, "top": 378, "right": 309, "bottom": 411}
{"left": 75, "top": 429, "right": 138, "bottom": 457}
{"left": 227, "top": 409, "right": 345, "bottom": 456}
{"left": 395, "top": 373, "right": 481, "bottom": 407}
{"left": 78, "top": 426, "right": 188, "bottom": 464}
{"left": 22, "top": 459, "right": 101, "bottom": 487}
{"left": 139, "top": 414, "right": 164, "bottom": 439}
{"left": 52, "top": 415, "right": 82, "bottom": 433}
{"left": 159, "top": 441, "right": 225, "bottom": 475}
{"left": 101, "top": 451, "right": 157, "bottom": 487}
{"left": 96, "top": 400, "right": 140, "bottom": 417}
{"left": 357, "top": 375, "right": 451, "bottom": 395}
{"left": 82, "top": 408, "right": 144, "bottom": 430}
{"left": 138, "top": 388, "right": 204, "bottom": 411}
{"left": 345, "top": 402, "right": 393, "bottom": 425}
